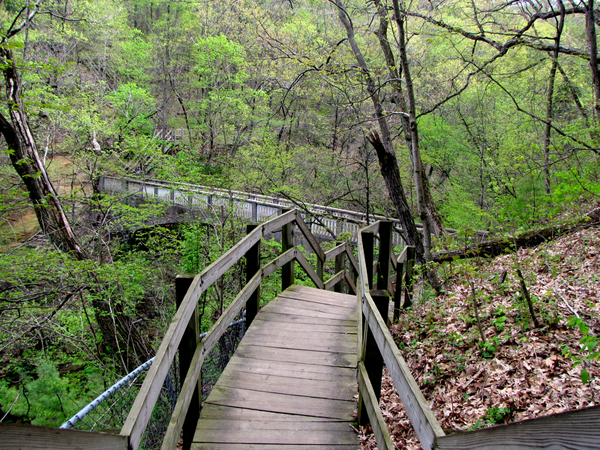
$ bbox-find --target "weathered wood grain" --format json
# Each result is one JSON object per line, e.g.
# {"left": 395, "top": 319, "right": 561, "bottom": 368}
{"left": 222, "top": 357, "right": 356, "bottom": 382}
{"left": 194, "top": 286, "right": 359, "bottom": 449}
{"left": 325, "top": 242, "right": 347, "bottom": 261}
{"left": 193, "top": 444, "right": 359, "bottom": 450}
{"left": 325, "top": 270, "right": 346, "bottom": 291}
{"left": 205, "top": 385, "right": 356, "bottom": 420}
{"left": 0, "top": 423, "right": 127, "bottom": 450}
{"left": 435, "top": 405, "right": 600, "bottom": 450}
{"left": 294, "top": 250, "right": 325, "bottom": 289}
{"left": 357, "top": 362, "right": 394, "bottom": 450}
{"left": 362, "top": 292, "right": 444, "bottom": 448}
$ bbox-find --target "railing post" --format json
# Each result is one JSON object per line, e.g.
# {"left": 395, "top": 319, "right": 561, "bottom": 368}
{"left": 404, "top": 246, "right": 416, "bottom": 308}
{"left": 358, "top": 290, "right": 389, "bottom": 426}
{"left": 251, "top": 202, "right": 258, "bottom": 222}
{"left": 245, "top": 223, "right": 261, "bottom": 329}
{"left": 393, "top": 259, "right": 404, "bottom": 321}
{"left": 175, "top": 274, "right": 200, "bottom": 450}
{"left": 282, "top": 209, "right": 295, "bottom": 290}
{"left": 377, "top": 221, "right": 392, "bottom": 292}
{"left": 361, "top": 230, "right": 374, "bottom": 290}
{"left": 334, "top": 240, "right": 344, "bottom": 293}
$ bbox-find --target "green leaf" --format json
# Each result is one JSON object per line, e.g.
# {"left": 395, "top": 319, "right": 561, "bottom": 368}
{"left": 581, "top": 368, "right": 590, "bottom": 385}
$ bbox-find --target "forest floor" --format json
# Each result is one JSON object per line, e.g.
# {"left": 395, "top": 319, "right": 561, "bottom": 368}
{"left": 1, "top": 154, "right": 87, "bottom": 248}
{"left": 358, "top": 211, "right": 600, "bottom": 449}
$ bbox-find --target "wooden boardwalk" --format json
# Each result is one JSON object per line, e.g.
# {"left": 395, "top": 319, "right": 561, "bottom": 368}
{"left": 192, "top": 285, "right": 360, "bottom": 449}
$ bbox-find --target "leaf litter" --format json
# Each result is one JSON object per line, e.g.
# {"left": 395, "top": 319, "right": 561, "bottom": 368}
{"left": 358, "top": 226, "right": 600, "bottom": 449}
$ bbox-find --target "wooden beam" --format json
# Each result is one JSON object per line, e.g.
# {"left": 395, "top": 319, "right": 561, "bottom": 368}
{"left": 162, "top": 273, "right": 262, "bottom": 450}
{"left": 122, "top": 219, "right": 265, "bottom": 448}
{"left": 282, "top": 213, "right": 295, "bottom": 290}
{"left": 294, "top": 210, "right": 326, "bottom": 262}
{"left": 0, "top": 423, "right": 127, "bottom": 450}
{"left": 295, "top": 250, "right": 325, "bottom": 289}
{"left": 334, "top": 241, "right": 345, "bottom": 293}
{"left": 362, "top": 292, "right": 444, "bottom": 449}
{"left": 262, "top": 209, "right": 296, "bottom": 235}
{"left": 344, "top": 272, "right": 356, "bottom": 295}
{"left": 245, "top": 223, "right": 261, "bottom": 328}
{"left": 262, "top": 248, "right": 297, "bottom": 279}
{"left": 324, "top": 243, "right": 346, "bottom": 262}
{"left": 435, "top": 405, "right": 600, "bottom": 450}
{"left": 377, "top": 221, "right": 392, "bottom": 291}
{"left": 357, "top": 362, "right": 394, "bottom": 450}
{"left": 175, "top": 275, "right": 200, "bottom": 450}
{"left": 324, "top": 270, "right": 346, "bottom": 291}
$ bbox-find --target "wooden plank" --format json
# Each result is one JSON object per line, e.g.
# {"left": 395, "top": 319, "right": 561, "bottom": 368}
{"left": 194, "top": 427, "right": 356, "bottom": 445}
{"left": 196, "top": 420, "right": 353, "bottom": 432}
{"left": 280, "top": 286, "right": 357, "bottom": 308}
{"left": 362, "top": 292, "right": 444, "bottom": 449}
{"left": 294, "top": 250, "right": 325, "bottom": 289}
{"left": 205, "top": 386, "right": 356, "bottom": 420}
{"left": 344, "top": 272, "right": 357, "bottom": 295}
{"left": 192, "top": 444, "right": 359, "bottom": 450}
{"left": 260, "top": 303, "right": 354, "bottom": 322}
{"left": 325, "top": 270, "right": 346, "bottom": 291}
{"left": 222, "top": 357, "right": 356, "bottom": 382}
{"left": 262, "top": 209, "right": 296, "bottom": 235}
{"left": 265, "top": 296, "right": 354, "bottom": 316}
{"left": 245, "top": 324, "right": 356, "bottom": 340}
{"left": 0, "top": 423, "right": 128, "bottom": 450}
{"left": 251, "top": 316, "right": 356, "bottom": 334}
{"left": 262, "top": 247, "right": 296, "bottom": 278}
{"left": 161, "top": 273, "right": 262, "bottom": 450}
{"left": 234, "top": 343, "right": 356, "bottom": 368}
{"left": 293, "top": 210, "right": 326, "bottom": 262}
{"left": 255, "top": 308, "right": 356, "bottom": 329}
{"left": 325, "top": 243, "right": 347, "bottom": 262}
{"left": 198, "top": 404, "right": 348, "bottom": 422}
{"left": 435, "top": 405, "right": 600, "bottom": 450}
{"left": 216, "top": 371, "right": 356, "bottom": 401}
{"left": 240, "top": 332, "right": 356, "bottom": 354}
{"left": 357, "top": 362, "right": 394, "bottom": 450}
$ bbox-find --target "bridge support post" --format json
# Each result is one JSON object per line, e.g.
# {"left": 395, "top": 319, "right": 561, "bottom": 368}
{"left": 245, "top": 223, "right": 261, "bottom": 329}
{"left": 358, "top": 290, "right": 389, "bottom": 426}
{"left": 251, "top": 202, "right": 258, "bottom": 222}
{"left": 175, "top": 274, "right": 200, "bottom": 450}
{"left": 377, "top": 221, "right": 392, "bottom": 325}
{"left": 361, "top": 231, "right": 374, "bottom": 290}
{"left": 282, "top": 209, "right": 295, "bottom": 290}
{"left": 404, "top": 246, "right": 415, "bottom": 308}
{"left": 393, "top": 260, "right": 404, "bottom": 322}
{"left": 334, "top": 240, "right": 344, "bottom": 293}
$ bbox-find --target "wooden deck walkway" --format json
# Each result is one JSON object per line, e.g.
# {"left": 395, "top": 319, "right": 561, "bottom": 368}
{"left": 192, "top": 285, "right": 360, "bottom": 449}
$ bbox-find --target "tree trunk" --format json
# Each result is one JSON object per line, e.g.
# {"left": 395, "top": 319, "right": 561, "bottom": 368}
{"left": 585, "top": 0, "right": 600, "bottom": 128}
{"left": 373, "top": 0, "right": 445, "bottom": 237}
{"left": 543, "top": 1, "right": 565, "bottom": 195}
{"left": 391, "top": 0, "right": 437, "bottom": 257}
{"left": 335, "top": 0, "right": 441, "bottom": 292}
{"left": 0, "top": 46, "right": 88, "bottom": 260}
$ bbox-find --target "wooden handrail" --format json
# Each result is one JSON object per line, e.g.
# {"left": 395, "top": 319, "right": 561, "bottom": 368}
{"left": 123, "top": 208, "right": 358, "bottom": 450}
{"left": 356, "top": 222, "right": 444, "bottom": 450}
{"left": 123, "top": 210, "right": 313, "bottom": 449}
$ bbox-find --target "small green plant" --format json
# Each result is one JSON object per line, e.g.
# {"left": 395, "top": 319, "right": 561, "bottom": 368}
{"left": 491, "top": 315, "right": 506, "bottom": 333}
{"left": 566, "top": 317, "right": 600, "bottom": 385}
{"left": 484, "top": 406, "right": 512, "bottom": 425}
{"left": 479, "top": 341, "right": 497, "bottom": 358}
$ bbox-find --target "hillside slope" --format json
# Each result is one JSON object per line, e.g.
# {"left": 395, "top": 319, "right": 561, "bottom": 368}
{"left": 360, "top": 224, "right": 600, "bottom": 449}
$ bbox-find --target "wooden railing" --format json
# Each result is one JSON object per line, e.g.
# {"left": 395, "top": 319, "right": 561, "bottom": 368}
{"left": 119, "top": 209, "right": 357, "bottom": 450}
{"left": 355, "top": 220, "right": 600, "bottom": 450}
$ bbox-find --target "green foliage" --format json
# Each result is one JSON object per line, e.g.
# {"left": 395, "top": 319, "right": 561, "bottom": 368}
{"left": 566, "top": 317, "right": 600, "bottom": 385}
{"left": 0, "top": 358, "right": 103, "bottom": 427}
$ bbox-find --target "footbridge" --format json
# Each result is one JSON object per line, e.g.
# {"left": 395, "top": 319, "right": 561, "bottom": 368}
{"left": 3, "top": 211, "right": 599, "bottom": 450}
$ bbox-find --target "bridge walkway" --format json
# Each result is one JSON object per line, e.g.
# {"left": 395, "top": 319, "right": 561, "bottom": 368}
{"left": 192, "top": 284, "right": 360, "bottom": 449}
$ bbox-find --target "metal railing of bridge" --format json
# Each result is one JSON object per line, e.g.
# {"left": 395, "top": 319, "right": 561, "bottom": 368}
{"left": 99, "top": 176, "right": 489, "bottom": 249}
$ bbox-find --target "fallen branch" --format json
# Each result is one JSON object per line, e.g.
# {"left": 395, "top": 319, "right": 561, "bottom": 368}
{"left": 433, "top": 207, "right": 600, "bottom": 263}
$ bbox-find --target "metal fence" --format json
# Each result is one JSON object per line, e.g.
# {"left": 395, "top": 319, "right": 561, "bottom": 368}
{"left": 61, "top": 318, "right": 246, "bottom": 449}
